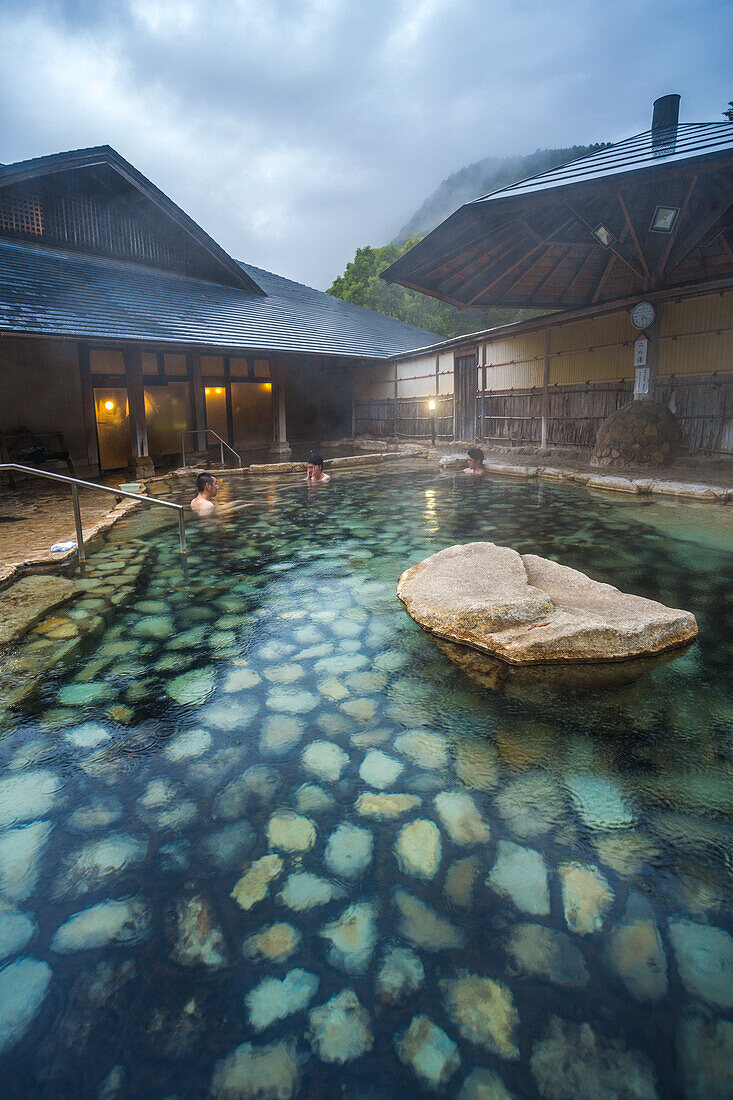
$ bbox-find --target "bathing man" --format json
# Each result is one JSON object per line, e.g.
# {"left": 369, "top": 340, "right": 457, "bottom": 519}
{"left": 190, "top": 472, "right": 218, "bottom": 515}
{"left": 464, "top": 447, "right": 485, "bottom": 476}
{"left": 306, "top": 454, "right": 331, "bottom": 484}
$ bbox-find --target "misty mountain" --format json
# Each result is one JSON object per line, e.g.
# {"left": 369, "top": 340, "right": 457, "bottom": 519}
{"left": 394, "top": 143, "right": 609, "bottom": 243}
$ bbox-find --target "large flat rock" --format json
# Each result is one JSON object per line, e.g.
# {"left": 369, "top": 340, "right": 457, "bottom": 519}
{"left": 397, "top": 542, "right": 697, "bottom": 665}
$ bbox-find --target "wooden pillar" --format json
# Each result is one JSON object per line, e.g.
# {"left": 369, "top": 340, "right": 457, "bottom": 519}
{"left": 393, "top": 361, "right": 399, "bottom": 440}
{"left": 540, "top": 328, "right": 551, "bottom": 451}
{"left": 480, "top": 344, "right": 487, "bottom": 443}
{"left": 76, "top": 342, "right": 100, "bottom": 474}
{"left": 186, "top": 351, "right": 207, "bottom": 451}
{"left": 272, "top": 358, "right": 290, "bottom": 452}
{"left": 223, "top": 356, "right": 234, "bottom": 446}
{"left": 123, "top": 345, "right": 153, "bottom": 476}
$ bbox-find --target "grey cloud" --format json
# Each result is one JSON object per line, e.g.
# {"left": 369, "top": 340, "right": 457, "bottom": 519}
{"left": 0, "top": 0, "right": 730, "bottom": 287}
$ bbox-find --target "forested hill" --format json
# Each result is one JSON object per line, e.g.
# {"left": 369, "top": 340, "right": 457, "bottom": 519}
{"left": 328, "top": 141, "right": 609, "bottom": 340}
{"left": 394, "top": 143, "right": 609, "bottom": 243}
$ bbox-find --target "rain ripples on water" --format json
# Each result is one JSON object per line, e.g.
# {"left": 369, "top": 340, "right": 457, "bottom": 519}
{"left": 0, "top": 464, "right": 731, "bottom": 1099}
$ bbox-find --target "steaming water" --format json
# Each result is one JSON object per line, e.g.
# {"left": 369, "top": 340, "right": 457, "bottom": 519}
{"left": 1, "top": 464, "right": 731, "bottom": 1099}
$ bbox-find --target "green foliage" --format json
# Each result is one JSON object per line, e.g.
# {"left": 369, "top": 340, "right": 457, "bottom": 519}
{"left": 327, "top": 238, "right": 535, "bottom": 339}
{"left": 723, "top": 101, "right": 733, "bottom": 122}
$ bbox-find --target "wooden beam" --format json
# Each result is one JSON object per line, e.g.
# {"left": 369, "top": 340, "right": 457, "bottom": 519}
{"left": 462, "top": 219, "right": 575, "bottom": 306}
{"left": 530, "top": 246, "right": 572, "bottom": 299}
{"left": 657, "top": 174, "right": 697, "bottom": 278}
{"left": 660, "top": 177, "right": 729, "bottom": 276}
{"left": 618, "top": 191, "right": 651, "bottom": 283}
{"left": 562, "top": 248, "right": 601, "bottom": 302}
{"left": 592, "top": 251, "right": 617, "bottom": 304}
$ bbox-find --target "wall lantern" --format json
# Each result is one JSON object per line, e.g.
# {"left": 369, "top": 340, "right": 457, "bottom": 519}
{"left": 104, "top": 400, "right": 115, "bottom": 411}
{"left": 428, "top": 399, "right": 436, "bottom": 411}
{"left": 650, "top": 204, "right": 679, "bottom": 233}
{"left": 592, "top": 224, "right": 616, "bottom": 248}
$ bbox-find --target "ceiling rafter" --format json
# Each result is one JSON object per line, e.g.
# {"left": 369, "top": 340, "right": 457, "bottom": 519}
{"left": 454, "top": 216, "right": 577, "bottom": 306}
{"left": 617, "top": 191, "right": 650, "bottom": 284}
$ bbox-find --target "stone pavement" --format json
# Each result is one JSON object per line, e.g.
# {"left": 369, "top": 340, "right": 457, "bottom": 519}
{"left": 0, "top": 479, "right": 138, "bottom": 587}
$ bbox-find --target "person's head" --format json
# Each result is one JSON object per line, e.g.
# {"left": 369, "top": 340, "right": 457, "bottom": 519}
{"left": 196, "top": 473, "right": 218, "bottom": 499}
{"left": 467, "top": 447, "right": 484, "bottom": 471}
{"left": 307, "top": 454, "right": 324, "bottom": 476}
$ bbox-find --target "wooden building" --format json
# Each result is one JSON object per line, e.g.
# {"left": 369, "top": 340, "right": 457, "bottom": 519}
{"left": 359, "top": 97, "right": 733, "bottom": 457}
{"left": 0, "top": 147, "right": 436, "bottom": 477}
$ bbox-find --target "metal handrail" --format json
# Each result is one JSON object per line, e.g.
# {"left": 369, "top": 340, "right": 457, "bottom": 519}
{"left": 181, "top": 430, "right": 242, "bottom": 468}
{"left": 0, "top": 464, "right": 186, "bottom": 564}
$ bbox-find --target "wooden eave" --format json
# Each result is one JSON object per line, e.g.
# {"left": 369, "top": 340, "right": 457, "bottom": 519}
{"left": 383, "top": 148, "right": 733, "bottom": 311}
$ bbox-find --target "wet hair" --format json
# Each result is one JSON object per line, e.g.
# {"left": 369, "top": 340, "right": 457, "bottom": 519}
{"left": 196, "top": 473, "right": 216, "bottom": 493}
{"left": 308, "top": 453, "right": 324, "bottom": 469}
{"left": 467, "top": 447, "right": 484, "bottom": 465}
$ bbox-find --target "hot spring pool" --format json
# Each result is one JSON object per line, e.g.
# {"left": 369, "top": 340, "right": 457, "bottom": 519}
{"left": 1, "top": 464, "right": 731, "bottom": 1098}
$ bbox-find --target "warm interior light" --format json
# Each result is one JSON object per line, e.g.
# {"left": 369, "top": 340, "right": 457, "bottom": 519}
{"left": 262, "top": 382, "right": 272, "bottom": 391}
{"left": 205, "top": 387, "right": 211, "bottom": 394}
{"left": 428, "top": 399, "right": 437, "bottom": 411}
{"left": 592, "top": 224, "right": 616, "bottom": 248}
{"left": 104, "top": 400, "right": 115, "bottom": 411}
{"left": 650, "top": 205, "right": 679, "bottom": 233}
{"left": 215, "top": 387, "right": 224, "bottom": 394}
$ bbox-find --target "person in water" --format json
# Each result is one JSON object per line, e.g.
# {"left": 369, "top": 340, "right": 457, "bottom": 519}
{"left": 464, "top": 447, "right": 485, "bottom": 475}
{"left": 190, "top": 472, "right": 218, "bottom": 514}
{"left": 306, "top": 454, "right": 331, "bottom": 484}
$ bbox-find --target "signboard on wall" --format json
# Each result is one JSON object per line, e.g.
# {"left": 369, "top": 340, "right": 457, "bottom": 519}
{"left": 635, "top": 367, "right": 650, "bottom": 396}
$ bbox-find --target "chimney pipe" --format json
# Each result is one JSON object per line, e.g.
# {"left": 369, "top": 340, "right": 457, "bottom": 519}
{"left": 652, "top": 94, "right": 680, "bottom": 132}
{"left": 651, "top": 94, "right": 680, "bottom": 157}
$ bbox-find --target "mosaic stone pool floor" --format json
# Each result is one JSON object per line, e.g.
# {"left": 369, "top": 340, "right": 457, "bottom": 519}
{"left": 1, "top": 466, "right": 731, "bottom": 1099}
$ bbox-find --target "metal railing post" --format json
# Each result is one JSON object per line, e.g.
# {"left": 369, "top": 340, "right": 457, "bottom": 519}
{"left": 71, "top": 483, "right": 86, "bottom": 566}
{"left": 220, "top": 440, "right": 224, "bottom": 465}
{"left": 178, "top": 509, "right": 187, "bottom": 558}
{"left": 181, "top": 433, "right": 186, "bottom": 469}
{"left": 0, "top": 464, "right": 187, "bottom": 566}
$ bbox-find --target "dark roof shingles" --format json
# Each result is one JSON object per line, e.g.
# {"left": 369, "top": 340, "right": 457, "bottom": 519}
{"left": 0, "top": 241, "right": 437, "bottom": 357}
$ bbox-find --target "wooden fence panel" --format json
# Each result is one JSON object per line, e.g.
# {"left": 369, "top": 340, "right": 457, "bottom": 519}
{"left": 354, "top": 376, "right": 733, "bottom": 455}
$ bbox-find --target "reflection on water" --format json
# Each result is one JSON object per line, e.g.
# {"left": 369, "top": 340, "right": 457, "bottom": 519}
{"left": 0, "top": 465, "right": 731, "bottom": 1099}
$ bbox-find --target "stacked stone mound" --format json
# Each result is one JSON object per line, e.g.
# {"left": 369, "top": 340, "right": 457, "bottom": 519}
{"left": 592, "top": 400, "right": 681, "bottom": 468}
{"left": 397, "top": 542, "right": 697, "bottom": 665}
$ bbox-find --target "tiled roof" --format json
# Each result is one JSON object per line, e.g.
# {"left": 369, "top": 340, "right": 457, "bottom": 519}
{"left": 0, "top": 239, "right": 437, "bottom": 358}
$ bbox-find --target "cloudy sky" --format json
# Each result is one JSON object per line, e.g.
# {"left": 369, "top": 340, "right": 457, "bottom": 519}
{"left": 1, "top": 0, "right": 730, "bottom": 288}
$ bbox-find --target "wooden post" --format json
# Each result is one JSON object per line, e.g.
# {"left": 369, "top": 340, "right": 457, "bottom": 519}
{"left": 480, "top": 343, "right": 487, "bottom": 443}
{"left": 76, "top": 342, "right": 100, "bottom": 474}
{"left": 393, "top": 361, "right": 399, "bottom": 440}
{"left": 223, "top": 356, "right": 234, "bottom": 446}
{"left": 541, "top": 329, "right": 551, "bottom": 451}
{"left": 123, "top": 345, "right": 152, "bottom": 476}
{"left": 272, "top": 358, "right": 289, "bottom": 452}
{"left": 351, "top": 363, "right": 358, "bottom": 439}
{"left": 186, "top": 351, "right": 207, "bottom": 452}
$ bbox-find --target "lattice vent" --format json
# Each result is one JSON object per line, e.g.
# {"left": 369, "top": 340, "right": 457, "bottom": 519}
{"left": 0, "top": 193, "right": 43, "bottom": 236}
